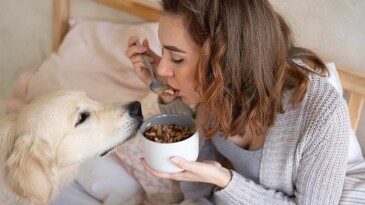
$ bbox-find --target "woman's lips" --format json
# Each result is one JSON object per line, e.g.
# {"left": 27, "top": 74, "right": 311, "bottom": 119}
{"left": 174, "top": 90, "right": 180, "bottom": 96}
{"left": 167, "top": 84, "right": 180, "bottom": 96}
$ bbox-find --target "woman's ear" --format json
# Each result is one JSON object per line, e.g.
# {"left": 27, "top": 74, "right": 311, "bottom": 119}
{"left": 5, "top": 134, "right": 55, "bottom": 204}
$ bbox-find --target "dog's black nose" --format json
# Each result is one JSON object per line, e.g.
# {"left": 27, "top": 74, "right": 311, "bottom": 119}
{"left": 127, "top": 101, "right": 143, "bottom": 119}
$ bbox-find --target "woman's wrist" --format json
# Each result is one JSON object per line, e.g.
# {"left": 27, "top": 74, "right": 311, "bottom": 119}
{"left": 217, "top": 168, "right": 232, "bottom": 189}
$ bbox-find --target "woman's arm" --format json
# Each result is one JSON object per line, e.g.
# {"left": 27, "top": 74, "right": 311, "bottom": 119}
{"left": 144, "top": 95, "right": 349, "bottom": 205}
{"left": 214, "top": 99, "right": 350, "bottom": 205}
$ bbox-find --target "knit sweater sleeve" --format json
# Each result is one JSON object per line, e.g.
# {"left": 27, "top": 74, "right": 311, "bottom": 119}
{"left": 213, "top": 96, "right": 350, "bottom": 204}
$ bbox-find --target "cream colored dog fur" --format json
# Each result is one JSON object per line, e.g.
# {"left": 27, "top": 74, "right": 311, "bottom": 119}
{"left": 0, "top": 90, "right": 143, "bottom": 205}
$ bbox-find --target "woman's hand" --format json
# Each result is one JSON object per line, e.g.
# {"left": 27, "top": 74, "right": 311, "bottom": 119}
{"left": 125, "top": 36, "right": 161, "bottom": 87}
{"left": 140, "top": 157, "right": 232, "bottom": 188}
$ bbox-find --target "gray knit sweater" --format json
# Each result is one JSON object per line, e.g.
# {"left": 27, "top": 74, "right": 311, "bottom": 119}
{"left": 159, "top": 74, "right": 351, "bottom": 205}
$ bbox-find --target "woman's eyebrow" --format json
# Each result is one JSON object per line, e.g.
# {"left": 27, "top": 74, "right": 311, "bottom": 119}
{"left": 163, "top": 45, "right": 187, "bottom": 53}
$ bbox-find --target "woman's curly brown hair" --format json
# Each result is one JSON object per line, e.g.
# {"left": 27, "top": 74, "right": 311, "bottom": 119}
{"left": 161, "top": 0, "right": 327, "bottom": 141}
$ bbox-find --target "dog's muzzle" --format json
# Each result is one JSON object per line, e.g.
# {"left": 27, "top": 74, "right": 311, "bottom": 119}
{"left": 100, "top": 101, "right": 143, "bottom": 157}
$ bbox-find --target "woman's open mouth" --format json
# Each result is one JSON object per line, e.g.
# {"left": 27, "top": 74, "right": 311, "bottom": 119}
{"left": 166, "top": 84, "right": 180, "bottom": 96}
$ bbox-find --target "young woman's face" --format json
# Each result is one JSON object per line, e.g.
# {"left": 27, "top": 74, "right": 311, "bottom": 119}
{"left": 157, "top": 14, "right": 202, "bottom": 105}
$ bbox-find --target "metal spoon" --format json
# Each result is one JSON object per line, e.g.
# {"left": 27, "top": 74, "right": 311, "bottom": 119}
{"left": 135, "top": 41, "right": 170, "bottom": 94}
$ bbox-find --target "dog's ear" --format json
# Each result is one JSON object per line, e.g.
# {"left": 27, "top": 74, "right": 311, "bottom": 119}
{"left": 0, "top": 114, "right": 18, "bottom": 150}
{"left": 5, "top": 133, "right": 55, "bottom": 204}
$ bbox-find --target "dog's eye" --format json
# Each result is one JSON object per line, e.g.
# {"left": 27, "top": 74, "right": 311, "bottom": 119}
{"left": 75, "top": 112, "right": 90, "bottom": 126}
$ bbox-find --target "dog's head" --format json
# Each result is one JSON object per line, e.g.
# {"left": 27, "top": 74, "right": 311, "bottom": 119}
{"left": 2, "top": 90, "right": 143, "bottom": 204}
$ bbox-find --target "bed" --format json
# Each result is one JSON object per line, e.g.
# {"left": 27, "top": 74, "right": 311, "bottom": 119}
{"left": 15, "top": 0, "right": 363, "bottom": 135}
{"left": 3, "top": 0, "right": 365, "bottom": 204}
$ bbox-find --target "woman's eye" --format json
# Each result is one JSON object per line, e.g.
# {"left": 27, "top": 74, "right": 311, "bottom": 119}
{"left": 75, "top": 112, "right": 90, "bottom": 126}
{"left": 171, "top": 58, "right": 183, "bottom": 64}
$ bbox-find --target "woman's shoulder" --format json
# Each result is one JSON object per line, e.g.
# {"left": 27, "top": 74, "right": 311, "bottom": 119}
{"left": 293, "top": 73, "right": 351, "bottom": 156}
{"left": 305, "top": 73, "right": 346, "bottom": 109}
{"left": 283, "top": 73, "right": 346, "bottom": 115}
{"left": 289, "top": 59, "right": 345, "bottom": 111}
{"left": 299, "top": 73, "right": 350, "bottom": 131}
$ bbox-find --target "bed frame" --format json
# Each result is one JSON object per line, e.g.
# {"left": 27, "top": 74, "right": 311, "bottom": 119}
{"left": 52, "top": 0, "right": 365, "bottom": 132}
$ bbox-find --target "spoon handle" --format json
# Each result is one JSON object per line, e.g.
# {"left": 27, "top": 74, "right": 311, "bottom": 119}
{"left": 135, "top": 41, "right": 157, "bottom": 79}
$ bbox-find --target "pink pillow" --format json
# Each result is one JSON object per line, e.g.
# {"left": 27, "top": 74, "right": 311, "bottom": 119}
{"left": 26, "top": 19, "right": 161, "bottom": 104}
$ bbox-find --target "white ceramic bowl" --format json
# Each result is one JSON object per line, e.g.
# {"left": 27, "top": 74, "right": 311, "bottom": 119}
{"left": 140, "top": 114, "right": 199, "bottom": 173}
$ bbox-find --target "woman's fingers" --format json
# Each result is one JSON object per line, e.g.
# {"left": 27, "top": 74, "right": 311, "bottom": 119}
{"left": 202, "top": 160, "right": 222, "bottom": 168}
{"left": 140, "top": 158, "right": 174, "bottom": 178}
{"left": 127, "top": 35, "right": 139, "bottom": 47}
{"left": 125, "top": 36, "right": 148, "bottom": 59}
{"left": 125, "top": 36, "right": 161, "bottom": 88}
{"left": 141, "top": 157, "right": 231, "bottom": 187}
{"left": 142, "top": 38, "right": 149, "bottom": 47}
{"left": 169, "top": 157, "right": 230, "bottom": 186}
{"left": 140, "top": 158, "right": 200, "bottom": 182}
{"left": 170, "top": 157, "right": 221, "bottom": 173}
{"left": 170, "top": 157, "right": 190, "bottom": 169}
{"left": 126, "top": 37, "right": 159, "bottom": 63}
{"left": 130, "top": 55, "right": 153, "bottom": 65}
{"left": 125, "top": 44, "right": 147, "bottom": 59}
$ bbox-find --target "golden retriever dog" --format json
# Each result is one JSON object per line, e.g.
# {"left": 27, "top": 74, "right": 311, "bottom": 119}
{"left": 0, "top": 90, "right": 143, "bottom": 205}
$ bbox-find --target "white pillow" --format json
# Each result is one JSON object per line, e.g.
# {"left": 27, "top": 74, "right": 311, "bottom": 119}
{"left": 326, "top": 62, "right": 343, "bottom": 96}
{"left": 75, "top": 154, "right": 143, "bottom": 205}
{"left": 26, "top": 19, "right": 161, "bottom": 104}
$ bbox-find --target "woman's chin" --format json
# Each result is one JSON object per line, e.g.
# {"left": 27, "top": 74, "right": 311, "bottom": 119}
{"left": 180, "top": 96, "right": 200, "bottom": 105}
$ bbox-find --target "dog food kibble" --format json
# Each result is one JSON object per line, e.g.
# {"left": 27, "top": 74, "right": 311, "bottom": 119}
{"left": 143, "top": 124, "right": 193, "bottom": 143}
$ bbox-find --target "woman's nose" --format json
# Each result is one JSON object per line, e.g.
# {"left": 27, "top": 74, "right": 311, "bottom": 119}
{"left": 156, "top": 58, "right": 174, "bottom": 78}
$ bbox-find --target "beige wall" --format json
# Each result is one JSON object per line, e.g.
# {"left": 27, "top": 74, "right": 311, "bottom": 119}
{"left": 0, "top": 0, "right": 364, "bottom": 149}
{"left": 271, "top": 0, "right": 365, "bottom": 72}
{"left": 0, "top": 0, "right": 52, "bottom": 100}
{"left": 270, "top": 0, "right": 365, "bottom": 149}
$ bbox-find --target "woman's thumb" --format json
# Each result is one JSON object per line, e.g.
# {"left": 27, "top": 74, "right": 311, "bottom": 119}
{"left": 142, "top": 38, "right": 149, "bottom": 47}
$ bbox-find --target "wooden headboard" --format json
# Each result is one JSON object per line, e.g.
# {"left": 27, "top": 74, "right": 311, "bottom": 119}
{"left": 52, "top": 0, "right": 365, "bottom": 132}
{"left": 338, "top": 69, "right": 365, "bottom": 131}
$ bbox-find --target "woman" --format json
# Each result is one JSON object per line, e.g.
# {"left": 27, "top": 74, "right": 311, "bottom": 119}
{"left": 125, "top": 0, "right": 350, "bottom": 204}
